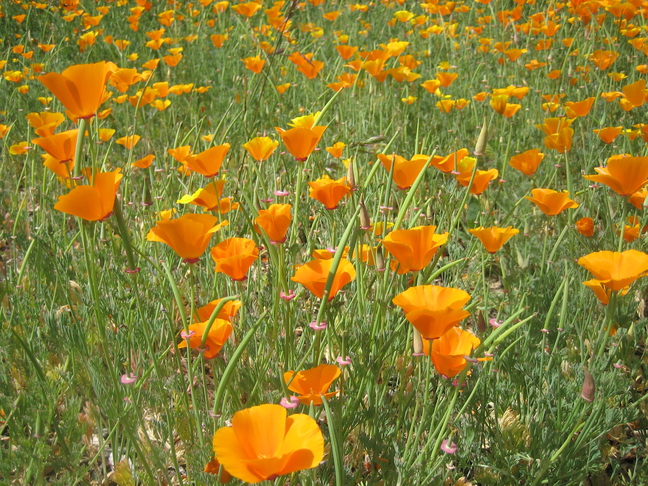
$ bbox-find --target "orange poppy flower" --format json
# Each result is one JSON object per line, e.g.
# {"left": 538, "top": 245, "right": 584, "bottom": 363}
{"left": 588, "top": 49, "right": 619, "bottom": 70}
{"left": 231, "top": 1, "right": 261, "bottom": 17}
{"left": 509, "top": 149, "right": 544, "bottom": 176}
{"left": 535, "top": 117, "right": 574, "bottom": 135}
{"left": 38, "top": 61, "right": 117, "bottom": 119}
{"left": 629, "top": 188, "right": 648, "bottom": 209}
{"left": 196, "top": 298, "right": 242, "bottom": 322}
{"left": 392, "top": 285, "right": 471, "bottom": 339}
{"left": 593, "top": 126, "right": 623, "bottom": 144}
{"left": 177, "top": 182, "right": 239, "bottom": 214}
{"left": 564, "top": 97, "right": 595, "bottom": 118}
{"left": 242, "top": 55, "right": 265, "bottom": 74}
{"left": 25, "top": 112, "right": 65, "bottom": 137}
{"left": 213, "top": 404, "right": 323, "bottom": 484}
{"left": 275, "top": 126, "right": 327, "bottom": 161}
{"left": 185, "top": 144, "right": 230, "bottom": 178}
{"left": 544, "top": 127, "right": 574, "bottom": 153}
{"left": 430, "top": 148, "right": 469, "bottom": 173}
{"left": 326, "top": 142, "right": 346, "bottom": 159}
{"left": 132, "top": 154, "right": 155, "bottom": 168}
{"left": 291, "top": 258, "right": 356, "bottom": 301}
{"left": 284, "top": 363, "right": 342, "bottom": 405}
{"left": 489, "top": 95, "right": 521, "bottom": 117}
{"left": 468, "top": 226, "right": 519, "bottom": 253}
{"left": 210, "top": 237, "right": 259, "bottom": 281}
{"left": 243, "top": 136, "right": 279, "bottom": 162}
{"left": 116, "top": 135, "right": 140, "bottom": 149}
{"left": 177, "top": 318, "right": 233, "bottom": 359}
{"left": 582, "top": 279, "right": 629, "bottom": 305}
{"left": 455, "top": 168, "right": 499, "bottom": 195}
{"left": 32, "top": 129, "right": 78, "bottom": 162}
{"left": 622, "top": 79, "right": 646, "bottom": 107}
{"left": 382, "top": 225, "right": 449, "bottom": 274}
{"left": 575, "top": 217, "right": 595, "bottom": 237}
{"left": 583, "top": 154, "right": 648, "bottom": 196}
{"left": 578, "top": 250, "right": 648, "bottom": 291}
{"left": 525, "top": 188, "right": 578, "bottom": 215}
{"left": 378, "top": 153, "right": 429, "bottom": 190}
{"left": 308, "top": 175, "right": 351, "bottom": 209}
{"left": 254, "top": 204, "right": 292, "bottom": 244}
{"left": 430, "top": 327, "right": 481, "bottom": 378}
{"left": 147, "top": 213, "right": 227, "bottom": 263}
{"left": 54, "top": 168, "right": 122, "bottom": 221}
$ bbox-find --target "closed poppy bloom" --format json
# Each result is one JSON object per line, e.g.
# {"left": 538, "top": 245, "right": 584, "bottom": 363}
{"left": 430, "top": 327, "right": 481, "bottom": 378}
{"left": 243, "top": 136, "right": 279, "bottom": 162}
{"left": 593, "top": 126, "right": 623, "bottom": 144}
{"left": 468, "top": 226, "right": 519, "bottom": 253}
{"left": 32, "top": 129, "right": 78, "bottom": 163}
{"left": 392, "top": 285, "right": 471, "bottom": 339}
{"left": 275, "top": 126, "right": 327, "bottom": 162}
{"left": 25, "top": 112, "right": 65, "bottom": 137}
{"left": 147, "top": 213, "right": 227, "bottom": 263}
{"left": 178, "top": 318, "right": 233, "bottom": 359}
{"left": 544, "top": 127, "right": 573, "bottom": 153}
{"left": 38, "top": 61, "right": 117, "bottom": 119}
{"left": 578, "top": 250, "right": 648, "bottom": 291}
{"left": 197, "top": 298, "right": 242, "bottom": 322}
{"left": 54, "top": 169, "right": 122, "bottom": 221}
{"left": 308, "top": 175, "right": 351, "bottom": 209}
{"left": 211, "top": 237, "right": 259, "bottom": 281}
{"left": 378, "top": 153, "right": 429, "bottom": 190}
{"left": 583, "top": 154, "right": 648, "bottom": 196}
{"left": 382, "top": 226, "right": 449, "bottom": 274}
{"left": 509, "top": 149, "right": 545, "bottom": 176}
{"left": 575, "top": 217, "right": 595, "bottom": 237}
{"left": 185, "top": 143, "right": 230, "bottom": 178}
{"left": 455, "top": 168, "right": 499, "bottom": 195}
{"left": 284, "top": 363, "right": 342, "bottom": 405}
{"left": 213, "top": 404, "right": 324, "bottom": 484}
{"left": 255, "top": 204, "right": 292, "bottom": 244}
{"left": 291, "top": 258, "right": 356, "bottom": 301}
{"left": 525, "top": 188, "right": 578, "bottom": 215}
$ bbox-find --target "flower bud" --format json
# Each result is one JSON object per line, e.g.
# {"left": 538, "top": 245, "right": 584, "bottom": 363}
{"left": 474, "top": 117, "right": 488, "bottom": 156}
{"left": 346, "top": 157, "right": 356, "bottom": 190}
{"left": 359, "top": 197, "right": 371, "bottom": 230}
{"left": 581, "top": 366, "right": 595, "bottom": 402}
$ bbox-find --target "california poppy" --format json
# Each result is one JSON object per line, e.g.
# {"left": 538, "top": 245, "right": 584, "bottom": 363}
{"left": 177, "top": 181, "right": 238, "bottom": 213}
{"left": 254, "top": 204, "right": 292, "bottom": 244}
{"left": 326, "top": 142, "right": 346, "bottom": 159}
{"left": 284, "top": 363, "right": 342, "bottom": 405}
{"left": 54, "top": 168, "right": 122, "bottom": 221}
{"left": 508, "top": 149, "right": 545, "bottom": 176}
{"left": 629, "top": 188, "right": 648, "bottom": 209}
{"left": 38, "top": 61, "right": 117, "bottom": 119}
{"left": 147, "top": 213, "right": 227, "bottom": 263}
{"left": 291, "top": 258, "right": 356, "bottom": 301}
{"left": 211, "top": 238, "right": 259, "bottom": 281}
{"left": 582, "top": 279, "right": 629, "bottom": 305}
{"left": 577, "top": 250, "right": 648, "bottom": 291}
{"left": 242, "top": 55, "right": 265, "bottom": 74}
{"left": 468, "top": 226, "right": 519, "bottom": 253}
{"left": 382, "top": 226, "right": 449, "bottom": 274}
{"left": 178, "top": 318, "right": 233, "bottom": 359}
{"left": 393, "top": 285, "right": 471, "bottom": 339}
{"left": 564, "top": 97, "right": 596, "bottom": 118}
{"left": 430, "top": 148, "right": 469, "bottom": 173}
{"left": 430, "top": 327, "right": 481, "bottom": 378}
{"left": 276, "top": 126, "right": 327, "bottom": 162}
{"left": 544, "top": 127, "right": 574, "bottom": 153}
{"left": 455, "top": 167, "right": 499, "bottom": 195}
{"left": 213, "top": 404, "right": 324, "bottom": 484}
{"left": 525, "top": 188, "right": 578, "bottom": 215}
{"left": 378, "top": 153, "right": 429, "bottom": 190}
{"left": 197, "top": 298, "right": 242, "bottom": 322}
{"left": 593, "top": 126, "right": 623, "bottom": 144}
{"left": 583, "top": 154, "right": 648, "bottom": 196}
{"left": 308, "top": 175, "right": 351, "bottom": 209}
{"left": 25, "top": 112, "right": 65, "bottom": 137}
{"left": 575, "top": 217, "right": 595, "bottom": 237}
{"left": 243, "top": 136, "right": 279, "bottom": 162}
{"left": 185, "top": 144, "right": 230, "bottom": 178}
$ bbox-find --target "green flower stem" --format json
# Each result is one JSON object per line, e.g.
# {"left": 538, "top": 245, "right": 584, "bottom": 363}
{"left": 596, "top": 290, "right": 617, "bottom": 358}
{"left": 72, "top": 118, "right": 87, "bottom": 178}
{"left": 617, "top": 202, "right": 627, "bottom": 252}
{"left": 199, "top": 294, "right": 240, "bottom": 348}
{"left": 393, "top": 153, "right": 435, "bottom": 231}
{"left": 322, "top": 395, "right": 344, "bottom": 486}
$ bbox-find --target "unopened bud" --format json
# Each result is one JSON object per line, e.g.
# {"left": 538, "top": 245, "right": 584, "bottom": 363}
{"left": 581, "top": 366, "right": 595, "bottom": 402}
{"left": 474, "top": 117, "right": 488, "bottom": 156}
{"left": 476, "top": 310, "right": 486, "bottom": 333}
{"left": 142, "top": 176, "right": 153, "bottom": 206}
{"left": 359, "top": 197, "right": 371, "bottom": 229}
{"left": 375, "top": 247, "right": 386, "bottom": 271}
{"left": 412, "top": 329, "right": 423, "bottom": 355}
{"left": 346, "top": 158, "right": 357, "bottom": 190}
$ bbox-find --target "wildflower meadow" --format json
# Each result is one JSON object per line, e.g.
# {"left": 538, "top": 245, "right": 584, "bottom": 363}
{"left": 2, "top": 0, "right": 648, "bottom": 484}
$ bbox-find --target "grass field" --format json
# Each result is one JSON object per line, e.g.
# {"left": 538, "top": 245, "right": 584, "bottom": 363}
{"left": 1, "top": 0, "right": 648, "bottom": 484}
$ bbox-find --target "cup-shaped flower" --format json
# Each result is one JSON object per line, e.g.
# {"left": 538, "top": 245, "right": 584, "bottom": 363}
{"left": 577, "top": 250, "right": 648, "bottom": 291}
{"left": 575, "top": 217, "right": 595, "bottom": 237}
{"left": 243, "top": 136, "right": 279, "bottom": 162}
{"left": 468, "top": 226, "right": 519, "bottom": 253}
{"left": 242, "top": 55, "right": 266, "bottom": 74}
{"left": 178, "top": 318, "right": 233, "bottom": 359}
{"left": 430, "top": 148, "right": 469, "bottom": 173}
{"left": 284, "top": 363, "right": 342, "bottom": 405}
{"left": 455, "top": 168, "right": 498, "bottom": 195}
{"left": 583, "top": 154, "right": 648, "bottom": 196}
{"left": 197, "top": 298, "right": 243, "bottom": 322}
{"left": 254, "top": 204, "right": 292, "bottom": 244}
{"left": 54, "top": 168, "right": 122, "bottom": 221}
{"left": 393, "top": 285, "right": 471, "bottom": 339}
{"left": 275, "top": 126, "right": 327, "bottom": 161}
{"left": 509, "top": 149, "right": 544, "bottom": 176}
{"left": 26, "top": 111, "right": 65, "bottom": 137}
{"left": 177, "top": 181, "right": 239, "bottom": 214}
{"left": 147, "top": 213, "right": 227, "bottom": 263}
{"left": 378, "top": 153, "right": 429, "bottom": 190}
{"left": 582, "top": 279, "right": 629, "bottom": 305}
{"left": 291, "top": 258, "right": 356, "bottom": 301}
{"left": 185, "top": 143, "right": 230, "bottom": 178}
{"left": 212, "top": 404, "right": 324, "bottom": 484}
{"left": 382, "top": 225, "right": 449, "bottom": 274}
{"left": 32, "top": 129, "right": 78, "bottom": 162}
{"left": 38, "top": 61, "right": 117, "bottom": 119}
{"left": 544, "top": 127, "right": 573, "bottom": 153}
{"left": 525, "top": 188, "right": 578, "bottom": 215}
{"left": 308, "top": 175, "right": 351, "bottom": 209}
{"left": 430, "top": 327, "right": 481, "bottom": 378}
{"left": 211, "top": 237, "right": 259, "bottom": 281}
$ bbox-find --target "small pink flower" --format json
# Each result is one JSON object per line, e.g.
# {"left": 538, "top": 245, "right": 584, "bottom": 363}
{"left": 489, "top": 318, "right": 502, "bottom": 328}
{"left": 121, "top": 373, "right": 137, "bottom": 385}
{"left": 280, "top": 290, "right": 296, "bottom": 301}
{"left": 280, "top": 396, "right": 300, "bottom": 409}
{"left": 261, "top": 198, "right": 274, "bottom": 203}
{"left": 274, "top": 190, "right": 290, "bottom": 196}
{"left": 441, "top": 440, "right": 457, "bottom": 454}
{"left": 309, "top": 321, "right": 327, "bottom": 331}
{"left": 336, "top": 356, "right": 352, "bottom": 366}
{"left": 412, "top": 352, "right": 425, "bottom": 357}
{"left": 180, "top": 330, "right": 196, "bottom": 339}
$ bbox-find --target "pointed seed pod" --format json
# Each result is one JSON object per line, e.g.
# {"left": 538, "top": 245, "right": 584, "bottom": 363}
{"left": 581, "top": 366, "right": 595, "bottom": 402}
{"left": 474, "top": 117, "right": 488, "bottom": 156}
